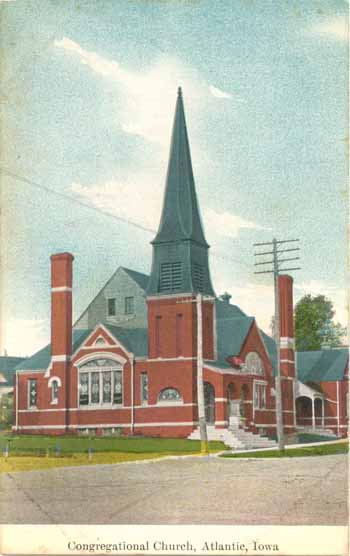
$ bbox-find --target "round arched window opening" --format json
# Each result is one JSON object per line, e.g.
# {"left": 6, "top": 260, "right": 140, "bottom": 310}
{"left": 158, "top": 388, "right": 183, "bottom": 404}
{"left": 245, "top": 352, "right": 264, "bottom": 374}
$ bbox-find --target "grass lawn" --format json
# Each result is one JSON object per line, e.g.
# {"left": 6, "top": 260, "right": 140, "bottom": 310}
{"left": 0, "top": 434, "right": 226, "bottom": 472}
{"left": 0, "top": 434, "right": 225, "bottom": 455}
{"left": 220, "top": 440, "right": 349, "bottom": 459}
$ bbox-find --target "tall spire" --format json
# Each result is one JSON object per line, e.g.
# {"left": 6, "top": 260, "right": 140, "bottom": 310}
{"left": 147, "top": 89, "right": 215, "bottom": 297}
{"left": 152, "top": 86, "right": 208, "bottom": 247}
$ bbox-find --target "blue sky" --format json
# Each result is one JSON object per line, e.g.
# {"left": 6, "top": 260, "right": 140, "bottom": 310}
{"left": 1, "top": 0, "right": 348, "bottom": 356}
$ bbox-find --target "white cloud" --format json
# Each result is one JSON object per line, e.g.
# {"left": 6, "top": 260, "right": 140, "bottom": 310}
{"left": 54, "top": 38, "right": 246, "bottom": 147}
{"left": 54, "top": 38, "right": 205, "bottom": 146}
{"left": 204, "top": 207, "right": 268, "bottom": 238}
{"left": 295, "top": 280, "right": 347, "bottom": 326}
{"left": 209, "top": 85, "right": 232, "bottom": 99}
{"left": 2, "top": 318, "right": 49, "bottom": 357}
{"left": 71, "top": 177, "right": 162, "bottom": 232}
{"left": 311, "top": 17, "right": 348, "bottom": 41}
{"left": 213, "top": 278, "right": 275, "bottom": 332}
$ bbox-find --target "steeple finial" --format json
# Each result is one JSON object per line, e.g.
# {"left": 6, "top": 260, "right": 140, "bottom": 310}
{"left": 178, "top": 86, "right": 182, "bottom": 96}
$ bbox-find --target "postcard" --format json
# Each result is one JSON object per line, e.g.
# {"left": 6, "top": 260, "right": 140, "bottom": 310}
{"left": 0, "top": 1, "right": 348, "bottom": 555}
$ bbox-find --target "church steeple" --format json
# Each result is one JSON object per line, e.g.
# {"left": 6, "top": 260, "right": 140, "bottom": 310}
{"left": 147, "top": 88, "right": 215, "bottom": 297}
{"left": 152, "top": 87, "right": 208, "bottom": 247}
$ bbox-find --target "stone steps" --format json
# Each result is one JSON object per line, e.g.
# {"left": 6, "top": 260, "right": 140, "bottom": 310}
{"left": 188, "top": 425, "right": 277, "bottom": 450}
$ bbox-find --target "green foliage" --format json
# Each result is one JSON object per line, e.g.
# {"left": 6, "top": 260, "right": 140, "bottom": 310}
{"left": 295, "top": 294, "right": 346, "bottom": 351}
{"left": 0, "top": 394, "right": 14, "bottom": 429}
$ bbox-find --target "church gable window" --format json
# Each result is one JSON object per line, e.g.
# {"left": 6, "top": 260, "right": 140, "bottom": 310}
{"left": 78, "top": 359, "right": 123, "bottom": 407}
{"left": 159, "top": 262, "right": 182, "bottom": 292}
{"left": 245, "top": 352, "right": 264, "bottom": 374}
{"left": 158, "top": 387, "right": 183, "bottom": 404}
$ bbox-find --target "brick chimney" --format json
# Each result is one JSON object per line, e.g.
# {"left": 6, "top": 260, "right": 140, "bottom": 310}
{"left": 50, "top": 253, "right": 74, "bottom": 430}
{"left": 51, "top": 252, "right": 74, "bottom": 359}
{"left": 278, "top": 274, "right": 296, "bottom": 433}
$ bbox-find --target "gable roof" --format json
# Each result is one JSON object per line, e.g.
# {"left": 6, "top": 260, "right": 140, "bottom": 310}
{"left": 104, "top": 325, "right": 148, "bottom": 358}
{"left": 297, "top": 348, "right": 348, "bottom": 383}
{"left": 0, "top": 356, "right": 27, "bottom": 386}
{"left": 15, "top": 330, "right": 91, "bottom": 371}
{"left": 73, "top": 266, "right": 149, "bottom": 327}
{"left": 120, "top": 267, "right": 149, "bottom": 290}
{"left": 205, "top": 300, "right": 254, "bottom": 368}
{"left": 205, "top": 299, "right": 278, "bottom": 371}
{"left": 15, "top": 326, "right": 149, "bottom": 372}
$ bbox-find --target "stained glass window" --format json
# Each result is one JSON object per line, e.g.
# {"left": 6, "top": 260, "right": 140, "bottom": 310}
{"left": 102, "top": 371, "right": 112, "bottom": 403}
{"left": 113, "top": 370, "right": 122, "bottom": 404}
{"left": 141, "top": 373, "right": 148, "bottom": 405}
{"left": 78, "top": 360, "right": 123, "bottom": 406}
{"left": 158, "top": 388, "right": 182, "bottom": 403}
{"left": 79, "top": 373, "right": 89, "bottom": 405}
{"left": 51, "top": 380, "right": 59, "bottom": 403}
{"left": 28, "top": 379, "right": 37, "bottom": 408}
{"left": 91, "top": 372, "right": 100, "bottom": 404}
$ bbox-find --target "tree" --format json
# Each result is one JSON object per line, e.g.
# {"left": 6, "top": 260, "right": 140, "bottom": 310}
{"left": 295, "top": 294, "right": 346, "bottom": 351}
{"left": 0, "top": 393, "right": 14, "bottom": 430}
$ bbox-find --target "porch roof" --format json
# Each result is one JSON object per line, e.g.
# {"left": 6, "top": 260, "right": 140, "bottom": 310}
{"left": 296, "top": 380, "right": 324, "bottom": 400}
{"left": 297, "top": 348, "right": 348, "bottom": 383}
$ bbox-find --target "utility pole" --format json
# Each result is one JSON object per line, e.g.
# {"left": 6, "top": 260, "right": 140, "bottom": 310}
{"left": 253, "top": 238, "right": 301, "bottom": 451}
{"left": 196, "top": 293, "right": 209, "bottom": 455}
{"left": 177, "top": 293, "right": 211, "bottom": 455}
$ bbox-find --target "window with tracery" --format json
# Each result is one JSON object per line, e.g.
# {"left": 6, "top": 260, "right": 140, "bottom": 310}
{"left": 78, "top": 359, "right": 122, "bottom": 407}
{"left": 158, "top": 388, "right": 182, "bottom": 403}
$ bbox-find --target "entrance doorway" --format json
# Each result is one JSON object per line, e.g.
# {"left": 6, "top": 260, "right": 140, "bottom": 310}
{"left": 204, "top": 382, "right": 215, "bottom": 424}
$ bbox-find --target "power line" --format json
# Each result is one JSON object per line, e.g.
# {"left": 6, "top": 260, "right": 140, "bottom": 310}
{"left": 0, "top": 165, "right": 252, "bottom": 270}
{"left": 253, "top": 237, "right": 301, "bottom": 452}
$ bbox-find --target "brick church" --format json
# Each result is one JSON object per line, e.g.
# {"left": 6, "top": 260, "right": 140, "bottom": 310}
{"left": 13, "top": 89, "right": 348, "bottom": 445}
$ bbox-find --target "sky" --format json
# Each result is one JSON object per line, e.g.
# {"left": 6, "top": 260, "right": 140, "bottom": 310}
{"left": 1, "top": 0, "right": 348, "bottom": 356}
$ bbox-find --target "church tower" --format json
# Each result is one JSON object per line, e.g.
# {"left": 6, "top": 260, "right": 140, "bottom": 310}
{"left": 147, "top": 87, "right": 215, "bottom": 298}
{"left": 147, "top": 88, "right": 215, "bottom": 361}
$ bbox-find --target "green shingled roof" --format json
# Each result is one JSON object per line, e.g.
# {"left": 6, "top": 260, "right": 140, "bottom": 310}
{"left": 297, "top": 348, "right": 348, "bottom": 383}
{"left": 121, "top": 267, "right": 149, "bottom": 291}
{"left": 15, "top": 330, "right": 92, "bottom": 371}
{"left": 205, "top": 300, "right": 254, "bottom": 368}
{"left": 0, "top": 356, "right": 27, "bottom": 385}
{"left": 15, "top": 326, "right": 149, "bottom": 372}
{"left": 104, "top": 325, "right": 148, "bottom": 357}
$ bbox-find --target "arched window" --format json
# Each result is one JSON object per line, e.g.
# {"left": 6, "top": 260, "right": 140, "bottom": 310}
{"left": 245, "top": 352, "right": 264, "bottom": 374}
{"left": 78, "top": 358, "right": 123, "bottom": 407}
{"left": 51, "top": 380, "right": 59, "bottom": 403}
{"left": 48, "top": 376, "right": 61, "bottom": 405}
{"left": 158, "top": 388, "right": 183, "bottom": 404}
